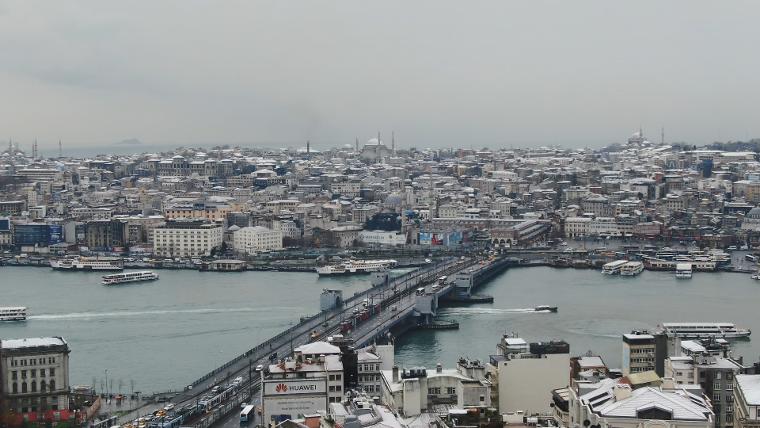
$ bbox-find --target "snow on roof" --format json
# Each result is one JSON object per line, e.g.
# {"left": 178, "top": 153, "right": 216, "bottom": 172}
{"left": 1, "top": 337, "right": 67, "bottom": 349}
{"left": 294, "top": 341, "right": 341, "bottom": 355}
{"left": 597, "top": 387, "right": 710, "bottom": 420}
{"left": 736, "top": 375, "right": 760, "bottom": 405}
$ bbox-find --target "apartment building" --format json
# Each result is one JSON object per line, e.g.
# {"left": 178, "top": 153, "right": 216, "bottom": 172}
{"left": 152, "top": 220, "right": 223, "bottom": 257}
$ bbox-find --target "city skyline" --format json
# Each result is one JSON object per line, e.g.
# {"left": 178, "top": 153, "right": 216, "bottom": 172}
{"left": 2, "top": 1, "right": 760, "bottom": 150}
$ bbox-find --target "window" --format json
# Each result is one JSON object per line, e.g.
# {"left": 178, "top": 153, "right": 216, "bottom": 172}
{"left": 22, "top": 382, "right": 27, "bottom": 393}
{"left": 40, "top": 381, "right": 47, "bottom": 392}
{"left": 12, "top": 371, "right": 17, "bottom": 380}
{"left": 447, "top": 387, "right": 456, "bottom": 395}
{"left": 31, "top": 369, "right": 36, "bottom": 378}
{"left": 428, "top": 387, "right": 441, "bottom": 395}
{"left": 12, "top": 383, "right": 18, "bottom": 394}
{"left": 21, "top": 370, "right": 27, "bottom": 379}
{"left": 31, "top": 381, "right": 36, "bottom": 392}
{"left": 49, "top": 368, "right": 55, "bottom": 377}
{"left": 50, "top": 380, "right": 55, "bottom": 391}
{"left": 40, "top": 369, "right": 45, "bottom": 378}
{"left": 714, "top": 381, "right": 722, "bottom": 391}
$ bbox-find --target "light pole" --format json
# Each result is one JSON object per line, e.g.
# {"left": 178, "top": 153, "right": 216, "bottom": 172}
{"left": 104, "top": 369, "right": 109, "bottom": 399}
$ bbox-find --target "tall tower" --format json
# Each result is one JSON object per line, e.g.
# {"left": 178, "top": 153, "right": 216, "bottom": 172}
{"left": 661, "top": 127, "right": 665, "bottom": 145}
{"left": 355, "top": 137, "right": 359, "bottom": 153}
{"left": 392, "top": 131, "right": 396, "bottom": 157}
{"left": 33, "top": 139, "right": 38, "bottom": 159}
{"left": 59, "top": 140, "right": 63, "bottom": 158}
{"left": 306, "top": 140, "right": 310, "bottom": 156}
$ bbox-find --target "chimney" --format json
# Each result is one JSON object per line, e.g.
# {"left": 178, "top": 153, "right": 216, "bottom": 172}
{"left": 436, "top": 363, "right": 443, "bottom": 374}
{"left": 392, "top": 365, "right": 399, "bottom": 382}
{"left": 613, "top": 384, "right": 632, "bottom": 401}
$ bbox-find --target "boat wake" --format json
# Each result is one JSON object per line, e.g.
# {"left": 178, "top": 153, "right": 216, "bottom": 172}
{"left": 438, "top": 308, "right": 549, "bottom": 316}
{"left": 28, "top": 306, "right": 302, "bottom": 320}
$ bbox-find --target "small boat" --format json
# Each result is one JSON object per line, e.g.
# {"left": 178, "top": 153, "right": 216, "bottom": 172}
{"left": 534, "top": 305, "right": 558, "bottom": 313}
{"left": 752, "top": 274, "right": 760, "bottom": 280}
{"left": 102, "top": 271, "right": 159, "bottom": 285}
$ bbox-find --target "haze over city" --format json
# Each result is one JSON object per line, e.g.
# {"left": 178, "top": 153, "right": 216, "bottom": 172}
{"left": 2, "top": 0, "right": 760, "bottom": 151}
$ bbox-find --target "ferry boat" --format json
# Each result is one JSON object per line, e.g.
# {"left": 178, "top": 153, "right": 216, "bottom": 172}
{"left": 534, "top": 305, "right": 558, "bottom": 313}
{"left": 620, "top": 261, "right": 644, "bottom": 276}
{"left": 675, "top": 263, "right": 693, "bottom": 279}
{"left": 102, "top": 271, "right": 159, "bottom": 285}
{"left": 0, "top": 307, "right": 27, "bottom": 321}
{"left": 601, "top": 260, "right": 628, "bottom": 275}
{"left": 661, "top": 322, "right": 751, "bottom": 339}
{"left": 316, "top": 259, "right": 397, "bottom": 276}
{"left": 51, "top": 256, "right": 123, "bottom": 271}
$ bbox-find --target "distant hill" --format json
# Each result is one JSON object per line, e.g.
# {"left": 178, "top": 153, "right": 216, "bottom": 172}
{"left": 115, "top": 138, "right": 143, "bottom": 146}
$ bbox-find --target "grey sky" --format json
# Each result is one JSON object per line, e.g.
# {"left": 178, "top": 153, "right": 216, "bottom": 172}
{"left": 2, "top": 1, "right": 759, "bottom": 151}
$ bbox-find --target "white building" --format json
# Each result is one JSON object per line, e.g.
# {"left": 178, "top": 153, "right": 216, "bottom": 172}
{"left": 357, "top": 344, "right": 395, "bottom": 395}
{"left": 486, "top": 337, "right": 570, "bottom": 415}
{"left": 568, "top": 378, "right": 714, "bottom": 428}
{"left": 0, "top": 337, "right": 71, "bottom": 416}
{"left": 380, "top": 359, "right": 491, "bottom": 417}
{"left": 152, "top": 220, "right": 223, "bottom": 257}
{"left": 358, "top": 230, "right": 407, "bottom": 246}
{"left": 564, "top": 217, "right": 592, "bottom": 238}
{"left": 734, "top": 375, "right": 760, "bottom": 428}
{"left": 264, "top": 347, "right": 344, "bottom": 424}
{"left": 233, "top": 226, "right": 283, "bottom": 254}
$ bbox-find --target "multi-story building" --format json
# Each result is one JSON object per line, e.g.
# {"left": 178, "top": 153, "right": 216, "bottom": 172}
{"left": 0, "top": 337, "right": 71, "bottom": 417}
{"left": 568, "top": 378, "right": 714, "bottom": 428}
{"left": 622, "top": 332, "right": 658, "bottom": 376}
{"left": 263, "top": 342, "right": 344, "bottom": 423}
{"left": 152, "top": 220, "right": 223, "bottom": 258}
{"left": 735, "top": 375, "right": 760, "bottom": 428}
{"left": 486, "top": 336, "right": 570, "bottom": 415}
{"left": 232, "top": 226, "right": 283, "bottom": 254}
{"left": 380, "top": 359, "right": 491, "bottom": 417}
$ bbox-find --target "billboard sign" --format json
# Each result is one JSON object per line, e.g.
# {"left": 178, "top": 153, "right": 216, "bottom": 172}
{"left": 263, "top": 379, "right": 326, "bottom": 396}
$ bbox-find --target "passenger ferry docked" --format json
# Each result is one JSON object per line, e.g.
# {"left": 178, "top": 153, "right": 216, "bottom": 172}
{"left": 620, "top": 261, "right": 644, "bottom": 276}
{"left": 661, "top": 322, "right": 751, "bottom": 339}
{"left": 102, "top": 271, "right": 159, "bottom": 285}
{"left": 601, "top": 260, "right": 628, "bottom": 275}
{"left": 316, "top": 259, "right": 397, "bottom": 276}
{"left": 0, "top": 307, "right": 27, "bottom": 321}
{"left": 51, "top": 256, "right": 123, "bottom": 271}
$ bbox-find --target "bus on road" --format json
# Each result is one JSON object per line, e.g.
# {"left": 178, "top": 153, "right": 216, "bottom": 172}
{"left": 240, "top": 405, "right": 255, "bottom": 424}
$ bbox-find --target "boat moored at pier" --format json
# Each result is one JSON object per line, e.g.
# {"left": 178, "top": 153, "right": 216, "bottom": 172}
{"left": 601, "top": 260, "right": 628, "bottom": 275}
{"left": 316, "top": 259, "right": 397, "bottom": 276}
{"left": 620, "top": 261, "right": 644, "bottom": 276}
{"left": 660, "top": 322, "right": 751, "bottom": 340}
{"left": 51, "top": 256, "right": 123, "bottom": 271}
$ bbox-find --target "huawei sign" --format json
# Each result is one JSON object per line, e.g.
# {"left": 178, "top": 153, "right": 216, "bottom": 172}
{"left": 275, "top": 383, "right": 288, "bottom": 393}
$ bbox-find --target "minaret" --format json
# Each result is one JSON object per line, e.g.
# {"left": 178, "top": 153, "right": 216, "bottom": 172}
{"left": 306, "top": 140, "right": 310, "bottom": 157}
{"left": 661, "top": 127, "right": 665, "bottom": 145}
{"left": 59, "top": 140, "right": 63, "bottom": 158}
{"left": 33, "top": 139, "right": 38, "bottom": 159}
{"left": 392, "top": 131, "right": 396, "bottom": 157}
{"left": 355, "top": 137, "right": 359, "bottom": 153}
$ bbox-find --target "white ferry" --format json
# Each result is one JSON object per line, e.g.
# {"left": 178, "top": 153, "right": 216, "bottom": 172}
{"left": 675, "top": 263, "right": 693, "bottom": 279}
{"left": 102, "top": 271, "right": 159, "bottom": 285}
{"left": 661, "top": 322, "right": 751, "bottom": 339}
{"left": 316, "top": 259, "right": 397, "bottom": 276}
{"left": 0, "top": 307, "right": 27, "bottom": 321}
{"left": 601, "top": 260, "right": 628, "bottom": 275}
{"left": 620, "top": 261, "right": 644, "bottom": 276}
{"left": 51, "top": 256, "right": 123, "bottom": 271}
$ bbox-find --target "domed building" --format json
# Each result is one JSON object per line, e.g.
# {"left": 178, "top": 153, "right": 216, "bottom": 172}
{"left": 741, "top": 207, "right": 760, "bottom": 232}
{"left": 359, "top": 137, "right": 392, "bottom": 163}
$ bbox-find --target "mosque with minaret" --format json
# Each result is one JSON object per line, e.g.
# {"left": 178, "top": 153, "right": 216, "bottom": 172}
{"left": 359, "top": 132, "right": 396, "bottom": 163}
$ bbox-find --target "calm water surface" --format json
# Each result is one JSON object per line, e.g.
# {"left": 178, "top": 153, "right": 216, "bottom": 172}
{"left": 2, "top": 266, "right": 758, "bottom": 394}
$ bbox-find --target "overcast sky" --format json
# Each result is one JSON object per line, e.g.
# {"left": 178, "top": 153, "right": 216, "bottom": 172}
{"left": 2, "top": 1, "right": 759, "bottom": 152}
